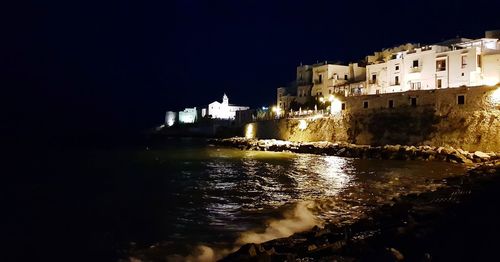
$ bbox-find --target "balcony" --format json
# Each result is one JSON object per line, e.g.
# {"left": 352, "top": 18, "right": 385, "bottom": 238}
{"left": 410, "top": 66, "right": 421, "bottom": 73}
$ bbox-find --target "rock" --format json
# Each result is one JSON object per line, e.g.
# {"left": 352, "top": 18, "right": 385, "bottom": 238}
{"left": 387, "top": 247, "right": 405, "bottom": 261}
{"left": 307, "top": 244, "right": 317, "bottom": 251}
{"left": 457, "top": 148, "right": 468, "bottom": 155}
{"left": 474, "top": 151, "right": 491, "bottom": 160}
{"left": 248, "top": 244, "right": 257, "bottom": 257}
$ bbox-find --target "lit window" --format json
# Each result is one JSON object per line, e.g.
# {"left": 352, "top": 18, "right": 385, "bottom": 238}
{"left": 436, "top": 59, "right": 446, "bottom": 71}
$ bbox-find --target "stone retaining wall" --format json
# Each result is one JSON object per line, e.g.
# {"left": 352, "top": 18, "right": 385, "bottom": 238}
{"left": 246, "top": 86, "right": 500, "bottom": 152}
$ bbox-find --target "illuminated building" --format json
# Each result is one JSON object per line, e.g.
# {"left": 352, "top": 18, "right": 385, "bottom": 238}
{"left": 207, "top": 94, "right": 250, "bottom": 120}
{"left": 178, "top": 107, "right": 198, "bottom": 124}
{"left": 165, "top": 111, "right": 177, "bottom": 126}
{"left": 366, "top": 31, "right": 500, "bottom": 94}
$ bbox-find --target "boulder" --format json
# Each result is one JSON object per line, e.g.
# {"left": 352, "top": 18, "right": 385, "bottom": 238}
{"left": 474, "top": 151, "right": 491, "bottom": 161}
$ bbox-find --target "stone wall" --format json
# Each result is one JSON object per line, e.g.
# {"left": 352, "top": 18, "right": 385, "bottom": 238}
{"left": 246, "top": 85, "right": 500, "bottom": 152}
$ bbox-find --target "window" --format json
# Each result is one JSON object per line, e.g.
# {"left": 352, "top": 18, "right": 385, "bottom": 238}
{"left": 318, "top": 74, "right": 323, "bottom": 83}
{"left": 413, "top": 60, "right": 419, "bottom": 68}
{"left": 372, "top": 74, "right": 377, "bottom": 81}
{"left": 461, "top": 55, "right": 467, "bottom": 68}
{"left": 410, "top": 82, "right": 421, "bottom": 90}
{"left": 457, "top": 95, "right": 465, "bottom": 105}
{"left": 477, "top": 55, "right": 482, "bottom": 68}
{"left": 395, "top": 76, "right": 399, "bottom": 85}
{"left": 410, "top": 97, "right": 417, "bottom": 107}
{"left": 388, "top": 99, "right": 394, "bottom": 109}
{"left": 462, "top": 72, "right": 465, "bottom": 76}
{"left": 437, "top": 79, "right": 442, "bottom": 88}
{"left": 363, "top": 101, "right": 369, "bottom": 109}
{"left": 436, "top": 59, "right": 446, "bottom": 71}
{"left": 341, "top": 103, "right": 346, "bottom": 110}
{"left": 344, "top": 74, "right": 348, "bottom": 80}
{"left": 395, "top": 65, "right": 399, "bottom": 71}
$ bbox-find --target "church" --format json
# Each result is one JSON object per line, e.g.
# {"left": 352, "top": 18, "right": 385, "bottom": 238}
{"left": 207, "top": 94, "right": 249, "bottom": 120}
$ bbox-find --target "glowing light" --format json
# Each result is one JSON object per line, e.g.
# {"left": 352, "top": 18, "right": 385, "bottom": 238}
{"left": 330, "top": 96, "right": 342, "bottom": 114}
{"left": 491, "top": 87, "right": 500, "bottom": 105}
{"left": 319, "top": 97, "right": 325, "bottom": 103}
{"left": 165, "top": 111, "right": 176, "bottom": 126}
{"left": 298, "top": 119, "right": 308, "bottom": 130}
{"left": 245, "top": 124, "right": 254, "bottom": 139}
{"left": 311, "top": 114, "right": 323, "bottom": 120}
{"left": 328, "top": 95, "right": 334, "bottom": 102}
{"left": 272, "top": 106, "right": 282, "bottom": 117}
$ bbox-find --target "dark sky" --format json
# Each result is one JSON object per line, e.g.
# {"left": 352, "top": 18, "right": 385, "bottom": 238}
{"left": 3, "top": 0, "right": 500, "bottom": 142}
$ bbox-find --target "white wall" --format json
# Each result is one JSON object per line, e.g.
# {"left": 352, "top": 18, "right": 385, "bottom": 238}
{"left": 179, "top": 107, "right": 197, "bottom": 123}
{"left": 208, "top": 95, "right": 249, "bottom": 120}
{"left": 483, "top": 52, "right": 500, "bottom": 85}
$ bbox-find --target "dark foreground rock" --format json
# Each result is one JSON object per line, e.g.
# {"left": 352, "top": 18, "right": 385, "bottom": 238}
{"left": 210, "top": 138, "right": 500, "bottom": 164}
{"left": 221, "top": 161, "right": 500, "bottom": 261}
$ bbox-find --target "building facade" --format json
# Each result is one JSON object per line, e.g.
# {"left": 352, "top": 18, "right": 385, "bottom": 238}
{"left": 366, "top": 33, "right": 500, "bottom": 95}
{"left": 207, "top": 94, "right": 250, "bottom": 120}
{"left": 178, "top": 107, "right": 198, "bottom": 124}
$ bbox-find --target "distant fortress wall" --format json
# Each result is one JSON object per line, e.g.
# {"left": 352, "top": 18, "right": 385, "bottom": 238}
{"left": 245, "top": 85, "right": 500, "bottom": 152}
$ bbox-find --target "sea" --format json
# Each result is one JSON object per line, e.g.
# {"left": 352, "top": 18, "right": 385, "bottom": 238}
{"left": 6, "top": 137, "right": 466, "bottom": 261}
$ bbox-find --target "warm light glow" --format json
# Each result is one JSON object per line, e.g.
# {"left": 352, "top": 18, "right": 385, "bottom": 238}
{"left": 485, "top": 77, "right": 499, "bottom": 87}
{"left": 319, "top": 97, "right": 325, "bottom": 103}
{"left": 328, "top": 95, "right": 334, "bottom": 102}
{"left": 330, "top": 96, "right": 342, "bottom": 114}
{"left": 491, "top": 87, "right": 500, "bottom": 105}
{"left": 245, "top": 124, "right": 254, "bottom": 139}
{"left": 298, "top": 119, "right": 308, "bottom": 130}
{"left": 311, "top": 114, "right": 323, "bottom": 120}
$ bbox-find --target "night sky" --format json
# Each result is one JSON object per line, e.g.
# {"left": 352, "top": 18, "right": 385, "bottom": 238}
{"left": 4, "top": 0, "right": 500, "bottom": 144}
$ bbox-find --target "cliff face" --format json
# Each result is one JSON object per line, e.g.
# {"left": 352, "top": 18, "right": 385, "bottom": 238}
{"left": 247, "top": 86, "right": 500, "bottom": 152}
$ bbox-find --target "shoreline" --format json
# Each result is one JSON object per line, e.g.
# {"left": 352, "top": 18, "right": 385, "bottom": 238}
{"left": 210, "top": 137, "right": 500, "bottom": 261}
{"left": 210, "top": 137, "right": 499, "bottom": 165}
{"left": 221, "top": 160, "right": 500, "bottom": 261}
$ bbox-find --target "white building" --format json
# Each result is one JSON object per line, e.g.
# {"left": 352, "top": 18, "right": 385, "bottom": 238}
{"left": 165, "top": 111, "right": 177, "bottom": 126}
{"left": 311, "top": 62, "right": 366, "bottom": 97}
{"left": 366, "top": 32, "right": 500, "bottom": 95}
{"left": 207, "top": 94, "right": 249, "bottom": 120}
{"left": 178, "top": 107, "right": 198, "bottom": 124}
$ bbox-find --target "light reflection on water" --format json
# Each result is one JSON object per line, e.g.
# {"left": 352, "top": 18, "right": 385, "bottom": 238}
{"left": 134, "top": 142, "right": 466, "bottom": 257}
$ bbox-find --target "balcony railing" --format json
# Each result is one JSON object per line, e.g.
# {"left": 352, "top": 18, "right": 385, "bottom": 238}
{"left": 410, "top": 66, "right": 421, "bottom": 73}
